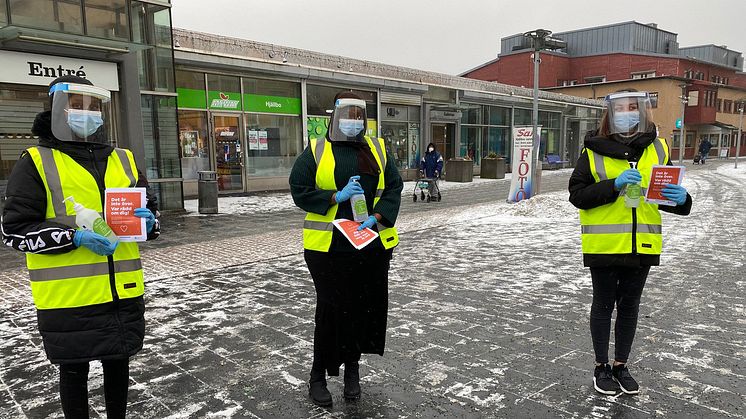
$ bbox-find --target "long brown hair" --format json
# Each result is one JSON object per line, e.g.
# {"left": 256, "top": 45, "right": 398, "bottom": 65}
{"left": 598, "top": 88, "right": 656, "bottom": 137}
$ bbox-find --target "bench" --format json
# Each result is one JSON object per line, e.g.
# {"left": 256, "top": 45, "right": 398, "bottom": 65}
{"left": 545, "top": 154, "right": 569, "bottom": 170}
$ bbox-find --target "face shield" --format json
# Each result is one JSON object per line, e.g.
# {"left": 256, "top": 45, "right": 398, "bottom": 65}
{"left": 605, "top": 91, "right": 651, "bottom": 137}
{"left": 49, "top": 82, "right": 111, "bottom": 142}
{"left": 329, "top": 98, "right": 367, "bottom": 142}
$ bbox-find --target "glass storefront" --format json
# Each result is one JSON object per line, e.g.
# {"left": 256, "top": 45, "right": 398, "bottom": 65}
{"left": 513, "top": 108, "right": 561, "bottom": 160}
{"left": 381, "top": 104, "right": 420, "bottom": 168}
{"left": 460, "top": 104, "right": 511, "bottom": 164}
{"left": 141, "top": 95, "right": 182, "bottom": 210}
{"left": 245, "top": 114, "right": 301, "bottom": 177}
{"left": 177, "top": 110, "right": 209, "bottom": 180}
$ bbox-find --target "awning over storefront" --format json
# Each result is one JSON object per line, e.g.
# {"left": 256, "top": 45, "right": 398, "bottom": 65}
{"left": 0, "top": 26, "right": 150, "bottom": 55}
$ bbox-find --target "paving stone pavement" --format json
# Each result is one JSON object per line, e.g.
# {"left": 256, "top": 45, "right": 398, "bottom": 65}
{"left": 0, "top": 161, "right": 744, "bottom": 418}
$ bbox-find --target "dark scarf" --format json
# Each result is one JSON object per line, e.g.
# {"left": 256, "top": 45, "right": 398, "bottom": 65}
{"left": 331, "top": 139, "right": 381, "bottom": 176}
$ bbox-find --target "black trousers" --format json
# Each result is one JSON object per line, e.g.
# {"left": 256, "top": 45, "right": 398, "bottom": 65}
{"left": 59, "top": 358, "right": 129, "bottom": 419}
{"left": 589, "top": 266, "right": 650, "bottom": 364}
{"left": 305, "top": 247, "right": 392, "bottom": 377}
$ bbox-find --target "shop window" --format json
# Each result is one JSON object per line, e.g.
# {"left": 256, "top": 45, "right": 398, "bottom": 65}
{"left": 84, "top": 0, "right": 128, "bottom": 40}
{"left": 485, "top": 127, "right": 509, "bottom": 159}
{"left": 538, "top": 111, "right": 560, "bottom": 129}
{"left": 306, "top": 84, "right": 377, "bottom": 119}
{"left": 489, "top": 106, "right": 510, "bottom": 126}
{"left": 9, "top": 0, "right": 83, "bottom": 34}
{"left": 245, "top": 113, "right": 302, "bottom": 177}
{"left": 461, "top": 104, "right": 484, "bottom": 125}
{"left": 206, "top": 74, "right": 241, "bottom": 111}
{"left": 141, "top": 95, "right": 181, "bottom": 208}
{"left": 178, "top": 110, "right": 209, "bottom": 181}
{"left": 242, "top": 78, "right": 301, "bottom": 115}
{"left": 176, "top": 70, "right": 206, "bottom": 109}
{"left": 514, "top": 108, "right": 533, "bottom": 126}
{"left": 460, "top": 126, "right": 481, "bottom": 162}
{"left": 584, "top": 76, "right": 606, "bottom": 83}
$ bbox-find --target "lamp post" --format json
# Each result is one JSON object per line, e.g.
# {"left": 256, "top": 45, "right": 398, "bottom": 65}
{"left": 523, "top": 29, "right": 566, "bottom": 195}
{"left": 736, "top": 100, "right": 745, "bottom": 169}
{"left": 678, "top": 84, "right": 688, "bottom": 165}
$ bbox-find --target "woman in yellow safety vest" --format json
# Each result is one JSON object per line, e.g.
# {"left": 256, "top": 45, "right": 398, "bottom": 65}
{"left": 1, "top": 75, "right": 159, "bottom": 418}
{"left": 290, "top": 91, "right": 403, "bottom": 407}
{"left": 569, "top": 90, "right": 692, "bottom": 396}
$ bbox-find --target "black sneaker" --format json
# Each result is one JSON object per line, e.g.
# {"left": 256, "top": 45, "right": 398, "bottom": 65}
{"left": 612, "top": 364, "right": 640, "bottom": 395}
{"left": 593, "top": 364, "right": 619, "bottom": 395}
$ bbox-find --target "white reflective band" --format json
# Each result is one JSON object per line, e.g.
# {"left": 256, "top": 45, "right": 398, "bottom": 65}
{"left": 605, "top": 91, "right": 649, "bottom": 101}
{"left": 29, "top": 259, "right": 142, "bottom": 282}
{"left": 582, "top": 224, "right": 662, "bottom": 234}
{"left": 304, "top": 220, "right": 334, "bottom": 231}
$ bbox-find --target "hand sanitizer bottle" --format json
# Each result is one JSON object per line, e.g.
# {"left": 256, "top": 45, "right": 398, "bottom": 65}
{"left": 624, "top": 162, "right": 641, "bottom": 209}
{"left": 64, "top": 196, "right": 119, "bottom": 244}
{"left": 350, "top": 180, "right": 369, "bottom": 223}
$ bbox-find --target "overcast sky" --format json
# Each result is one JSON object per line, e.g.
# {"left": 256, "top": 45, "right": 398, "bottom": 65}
{"left": 172, "top": 0, "right": 746, "bottom": 75}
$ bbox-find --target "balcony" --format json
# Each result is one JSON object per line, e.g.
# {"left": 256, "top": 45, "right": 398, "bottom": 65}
{"left": 684, "top": 104, "right": 717, "bottom": 125}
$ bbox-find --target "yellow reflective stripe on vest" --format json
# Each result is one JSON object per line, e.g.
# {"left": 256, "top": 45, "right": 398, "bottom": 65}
{"left": 303, "top": 137, "right": 399, "bottom": 251}
{"left": 25, "top": 147, "right": 144, "bottom": 310}
{"left": 579, "top": 138, "right": 665, "bottom": 256}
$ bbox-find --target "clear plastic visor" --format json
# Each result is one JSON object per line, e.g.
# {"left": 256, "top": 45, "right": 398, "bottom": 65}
{"left": 49, "top": 83, "right": 111, "bottom": 142}
{"left": 605, "top": 92, "right": 651, "bottom": 137}
{"left": 329, "top": 98, "right": 367, "bottom": 142}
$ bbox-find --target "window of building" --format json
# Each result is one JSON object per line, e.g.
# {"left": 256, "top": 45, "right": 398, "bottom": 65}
{"left": 131, "top": 1, "right": 174, "bottom": 91}
{"left": 245, "top": 114, "right": 302, "bottom": 177}
{"left": 724, "top": 100, "right": 733, "bottom": 114}
{"left": 177, "top": 110, "right": 209, "bottom": 181}
{"left": 9, "top": 0, "right": 84, "bottom": 34}
{"left": 648, "top": 92, "right": 659, "bottom": 108}
{"left": 569, "top": 80, "right": 578, "bottom": 86}
{"left": 85, "top": 0, "right": 128, "bottom": 40}
{"left": 176, "top": 70, "right": 206, "bottom": 109}
{"left": 684, "top": 70, "right": 693, "bottom": 79}
{"left": 584, "top": 76, "right": 606, "bottom": 83}
{"left": 687, "top": 91, "right": 699, "bottom": 107}
{"left": 632, "top": 71, "right": 656, "bottom": 79}
{"left": 141, "top": 95, "right": 182, "bottom": 209}
{"left": 724, "top": 77, "right": 729, "bottom": 85}
{"left": 206, "top": 74, "right": 241, "bottom": 111}
{"left": 461, "top": 105, "right": 484, "bottom": 125}
{"left": 381, "top": 105, "right": 420, "bottom": 169}
{"left": 716, "top": 98, "right": 723, "bottom": 112}
{"left": 706, "top": 91, "right": 717, "bottom": 108}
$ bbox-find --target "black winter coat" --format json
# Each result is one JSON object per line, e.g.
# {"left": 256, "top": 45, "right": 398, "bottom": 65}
{"left": 1, "top": 111, "right": 160, "bottom": 364}
{"left": 568, "top": 129, "right": 692, "bottom": 268}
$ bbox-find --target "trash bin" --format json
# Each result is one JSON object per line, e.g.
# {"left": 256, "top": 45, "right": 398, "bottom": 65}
{"left": 197, "top": 171, "right": 218, "bottom": 214}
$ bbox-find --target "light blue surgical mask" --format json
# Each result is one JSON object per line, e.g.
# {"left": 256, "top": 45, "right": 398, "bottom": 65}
{"left": 612, "top": 111, "right": 640, "bottom": 133}
{"left": 67, "top": 110, "right": 104, "bottom": 138}
{"left": 338, "top": 119, "right": 364, "bottom": 137}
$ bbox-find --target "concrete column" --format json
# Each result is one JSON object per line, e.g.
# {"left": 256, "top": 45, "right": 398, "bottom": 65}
{"left": 117, "top": 52, "right": 146, "bottom": 169}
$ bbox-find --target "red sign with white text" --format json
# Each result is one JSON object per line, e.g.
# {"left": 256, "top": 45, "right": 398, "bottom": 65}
{"left": 332, "top": 219, "right": 379, "bottom": 250}
{"left": 645, "top": 165, "right": 685, "bottom": 206}
{"left": 105, "top": 188, "right": 147, "bottom": 242}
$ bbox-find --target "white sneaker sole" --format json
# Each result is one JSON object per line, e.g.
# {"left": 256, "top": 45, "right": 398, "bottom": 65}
{"left": 613, "top": 377, "right": 640, "bottom": 395}
{"left": 593, "top": 377, "right": 618, "bottom": 395}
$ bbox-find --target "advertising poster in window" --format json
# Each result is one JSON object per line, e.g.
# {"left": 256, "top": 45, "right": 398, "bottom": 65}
{"left": 258, "top": 131, "right": 268, "bottom": 150}
{"left": 180, "top": 130, "right": 198, "bottom": 157}
{"left": 248, "top": 130, "right": 259, "bottom": 150}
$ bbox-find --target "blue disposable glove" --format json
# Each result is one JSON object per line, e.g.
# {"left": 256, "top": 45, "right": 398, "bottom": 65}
{"left": 73, "top": 230, "right": 118, "bottom": 256}
{"left": 614, "top": 169, "right": 642, "bottom": 191}
{"left": 134, "top": 207, "right": 156, "bottom": 233}
{"left": 335, "top": 175, "right": 364, "bottom": 203}
{"left": 357, "top": 215, "right": 378, "bottom": 231}
{"left": 661, "top": 183, "right": 688, "bottom": 205}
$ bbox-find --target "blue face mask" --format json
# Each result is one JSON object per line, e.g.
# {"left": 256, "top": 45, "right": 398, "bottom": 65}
{"left": 338, "top": 119, "right": 364, "bottom": 137}
{"left": 67, "top": 110, "right": 104, "bottom": 138}
{"left": 612, "top": 111, "right": 640, "bottom": 133}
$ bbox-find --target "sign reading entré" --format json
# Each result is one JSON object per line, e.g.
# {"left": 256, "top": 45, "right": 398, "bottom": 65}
{"left": 0, "top": 50, "right": 119, "bottom": 91}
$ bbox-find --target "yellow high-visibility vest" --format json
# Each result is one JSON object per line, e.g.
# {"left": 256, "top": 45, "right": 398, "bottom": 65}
{"left": 25, "top": 146, "right": 145, "bottom": 310}
{"left": 303, "top": 136, "right": 399, "bottom": 252}
{"left": 579, "top": 138, "right": 669, "bottom": 256}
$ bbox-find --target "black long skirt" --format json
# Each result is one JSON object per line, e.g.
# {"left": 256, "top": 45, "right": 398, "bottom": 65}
{"left": 304, "top": 247, "right": 392, "bottom": 376}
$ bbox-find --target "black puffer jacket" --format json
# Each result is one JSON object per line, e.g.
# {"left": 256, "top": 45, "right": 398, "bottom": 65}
{"left": 568, "top": 128, "right": 692, "bottom": 268}
{"left": 1, "top": 111, "right": 159, "bottom": 364}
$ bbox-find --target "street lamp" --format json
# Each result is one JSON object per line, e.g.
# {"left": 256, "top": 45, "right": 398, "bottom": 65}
{"left": 523, "top": 29, "right": 566, "bottom": 195}
{"left": 678, "top": 84, "right": 689, "bottom": 165}
{"left": 736, "top": 99, "right": 745, "bottom": 169}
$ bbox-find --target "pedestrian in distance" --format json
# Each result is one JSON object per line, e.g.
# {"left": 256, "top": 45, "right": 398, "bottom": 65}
{"left": 1, "top": 75, "right": 160, "bottom": 418}
{"left": 568, "top": 89, "right": 692, "bottom": 396}
{"left": 698, "top": 137, "right": 712, "bottom": 164}
{"left": 419, "top": 142, "right": 444, "bottom": 199}
{"left": 289, "top": 91, "right": 403, "bottom": 407}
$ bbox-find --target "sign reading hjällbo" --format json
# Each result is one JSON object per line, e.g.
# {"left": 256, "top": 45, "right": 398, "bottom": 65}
{"left": 0, "top": 50, "right": 119, "bottom": 91}
{"left": 508, "top": 126, "right": 541, "bottom": 203}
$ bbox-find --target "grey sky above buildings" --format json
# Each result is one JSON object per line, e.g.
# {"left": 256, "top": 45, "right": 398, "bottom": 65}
{"left": 172, "top": 0, "right": 746, "bottom": 76}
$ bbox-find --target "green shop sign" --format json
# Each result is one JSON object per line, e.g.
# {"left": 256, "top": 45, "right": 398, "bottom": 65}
{"left": 177, "top": 88, "right": 207, "bottom": 109}
{"left": 244, "top": 94, "right": 301, "bottom": 115}
{"left": 207, "top": 91, "right": 242, "bottom": 111}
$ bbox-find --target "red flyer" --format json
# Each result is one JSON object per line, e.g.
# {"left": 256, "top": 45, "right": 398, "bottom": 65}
{"left": 645, "top": 165, "right": 685, "bottom": 206}
{"left": 105, "top": 188, "right": 147, "bottom": 242}
{"left": 332, "top": 219, "right": 379, "bottom": 250}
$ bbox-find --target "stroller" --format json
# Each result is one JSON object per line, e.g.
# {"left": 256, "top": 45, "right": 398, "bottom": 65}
{"left": 413, "top": 171, "right": 441, "bottom": 202}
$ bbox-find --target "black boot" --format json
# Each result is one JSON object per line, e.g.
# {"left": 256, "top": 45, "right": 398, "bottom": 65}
{"left": 343, "top": 362, "right": 361, "bottom": 400}
{"left": 309, "top": 369, "right": 332, "bottom": 407}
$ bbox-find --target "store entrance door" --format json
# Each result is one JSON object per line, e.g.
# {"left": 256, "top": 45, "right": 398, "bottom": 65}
{"left": 431, "top": 123, "right": 455, "bottom": 160}
{"left": 211, "top": 114, "right": 244, "bottom": 192}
